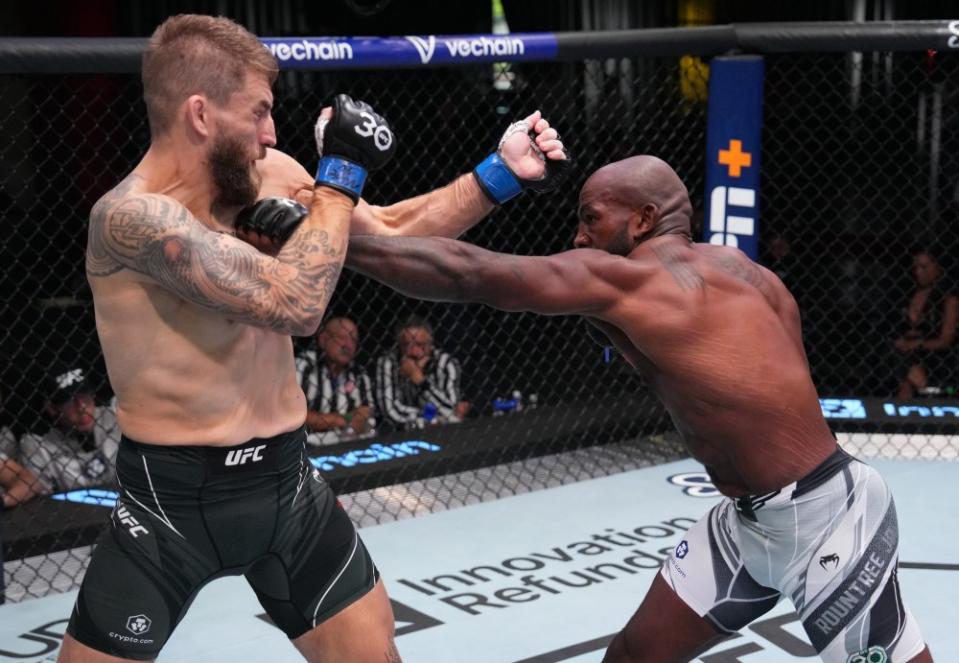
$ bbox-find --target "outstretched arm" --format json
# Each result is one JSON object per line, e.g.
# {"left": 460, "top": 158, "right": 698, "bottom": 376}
{"left": 347, "top": 235, "right": 622, "bottom": 316}
{"left": 261, "top": 109, "right": 566, "bottom": 239}
{"left": 351, "top": 176, "right": 493, "bottom": 238}
{"left": 257, "top": 148, "right": 490, "bottom": 238}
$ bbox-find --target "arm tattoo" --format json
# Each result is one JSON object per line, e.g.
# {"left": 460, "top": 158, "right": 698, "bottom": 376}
{"left": 87, "top": 174, "right": 141, "bottom": 277}
{"left": 90, "top": 190, "right": 344, "bottom": 335}
{"left": 652, "top": 243, "right": 705, "bottom": 292}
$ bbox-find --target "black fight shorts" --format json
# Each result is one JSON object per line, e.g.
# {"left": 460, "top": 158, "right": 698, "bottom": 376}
{"left": 67, "top": 427, "right": 378, "bottom": 660}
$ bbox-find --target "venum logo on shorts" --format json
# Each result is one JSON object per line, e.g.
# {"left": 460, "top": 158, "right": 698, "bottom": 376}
{"left": 675, "top": 540, "right": 689, "bottom": 559}
{"left": 225, "top": 444, "right": 267, "bottom": 466}
{"left": 846, "top": 645, "right": 888, "bottom": 663}
{"left": 819, "top": 553, "right": 841, "bottom": 571}
{"left": 126, "top": 615, "right": 151, "bottom": 636}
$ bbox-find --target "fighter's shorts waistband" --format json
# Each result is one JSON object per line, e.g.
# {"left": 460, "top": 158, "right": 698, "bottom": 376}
{"left": 734, "top": 446, "right": 854, "bottom": 521}
{"left": 792, "top": 446, "right": 854, "bottom": 498}
{"left": 119, "top": 426, "right": 306, "bottom": 477}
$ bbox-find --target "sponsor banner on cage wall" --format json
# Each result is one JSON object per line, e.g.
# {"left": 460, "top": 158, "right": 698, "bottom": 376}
{"left": 261, "top": 33, "right": 558, "bottom": 69}
{"left": 703, "top": 55, "right": 764, "bottom": 259}
{"left": 819, "top": 396, "right": 959, "bottom": 424}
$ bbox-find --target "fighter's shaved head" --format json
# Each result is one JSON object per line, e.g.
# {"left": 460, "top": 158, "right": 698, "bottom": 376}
{"left": 581, "top": 155, "right": 693, "bottom": 247}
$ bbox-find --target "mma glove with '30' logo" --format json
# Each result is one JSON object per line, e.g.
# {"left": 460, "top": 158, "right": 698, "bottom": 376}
{"left": 314, "top": 94, "right": 396, "bottom": 203}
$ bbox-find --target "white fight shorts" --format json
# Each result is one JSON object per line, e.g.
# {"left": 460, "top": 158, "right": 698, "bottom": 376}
{"left": 661, "top": 448, "right": 926, "bottom": 662}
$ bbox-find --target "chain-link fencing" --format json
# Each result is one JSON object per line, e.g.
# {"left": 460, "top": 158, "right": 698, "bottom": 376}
{"left": 0, "top": 26, "right": 957, "bottom": 602}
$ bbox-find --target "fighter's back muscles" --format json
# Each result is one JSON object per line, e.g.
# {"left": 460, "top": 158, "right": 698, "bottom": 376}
{"left": 701, "top": 247, "right": 808, "bottom": 364}
{"left": 87, "top": 175, "right": 350, "bottom": 337}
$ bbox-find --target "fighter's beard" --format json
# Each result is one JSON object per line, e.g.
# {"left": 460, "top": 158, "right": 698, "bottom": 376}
{"left": 606, "top": 226, "right": 634, "bottom": 257}
{"left": 209, "top": 134, "right": 261, "bottom": 209}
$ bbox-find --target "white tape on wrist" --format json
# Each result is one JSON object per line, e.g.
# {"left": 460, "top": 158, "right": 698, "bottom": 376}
{"left": 314, "top": 115, "right": 330, "bottom": 157}
{"left": 497, "top": 120, "right": 530, "bottom": 149}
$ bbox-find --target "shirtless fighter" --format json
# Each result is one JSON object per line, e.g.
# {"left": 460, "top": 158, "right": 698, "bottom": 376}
{"left": 68, "top": 13, "right": 566, "bottom": 663}
{"left": 344, "top": 155, "right": 933, "bottom": 662}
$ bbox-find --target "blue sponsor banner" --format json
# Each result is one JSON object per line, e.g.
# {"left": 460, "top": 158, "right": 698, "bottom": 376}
{"left": 819, "top": 398, "right": 867, "bottom": 420}
{"left": 51, "top": 488, "right": 119, "bottom": 507}
{"left": 311, "top": 440, "right": 442, "bottom": 472}
{"left": 262, "top": 33, "right": 558, "bottom": 70}
{"left": 817, "top": 396, "right": 959, "bottom": 422}
{"left": 703, "top": 56, "right": 764, "bottom": 259}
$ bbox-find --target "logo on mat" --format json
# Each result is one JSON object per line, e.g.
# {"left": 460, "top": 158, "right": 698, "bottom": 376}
{"left": 847, "top": 645, "right": 888, "bottom": 663}
{"left": 667, "top": 472, "right": 720, "bottom": 498}
{"left": 675, "top": 540, "right": 689, "bottom": 559}
{"left": 126, "top": 614, "right": 151, "bottom": 636}
{"left": 405, "top": 35, "right": 436, "bottom": 64}
{"left": 225, "top": 444, "right": 267, "bottom": 466}
{"left": 819, "top": 553, "right": 841, "bottom": 571}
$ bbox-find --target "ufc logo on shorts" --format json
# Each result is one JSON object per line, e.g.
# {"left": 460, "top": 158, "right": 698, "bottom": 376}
{"left": 353, "top": 112, "right": 393, "bottom": 151}
{"left": 116, "top": 504, "right": 149, "bottom": 538}
{"left": 225, "top": 444, "right": 267, "bottom": 466}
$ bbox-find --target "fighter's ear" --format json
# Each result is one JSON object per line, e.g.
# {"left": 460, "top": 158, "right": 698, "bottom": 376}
{"left": 185, "top": 94, "right": 211, "bottom": 137}
{"left": 632, "top": 203, "right": 658, "bottom": 241}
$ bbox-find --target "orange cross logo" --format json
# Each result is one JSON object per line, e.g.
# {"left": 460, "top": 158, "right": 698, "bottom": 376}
{"left": 718, "top": 139, "right": 752, "bottom": 178}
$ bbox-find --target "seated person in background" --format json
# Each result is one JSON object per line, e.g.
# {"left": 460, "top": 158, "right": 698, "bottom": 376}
{"left": 295, "top": 316, "right": 375, "bottom": 444}
{"left": 375, "top": 316, "right": 470, "bottom": 428}
{"left": 894, "top": 249, "right": 958, "bottom": 398}
{"left": 19, "top": 367, "right": 120, "bottom": 493}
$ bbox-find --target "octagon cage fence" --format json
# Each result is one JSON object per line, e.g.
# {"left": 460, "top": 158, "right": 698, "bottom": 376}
{"left": 0, "top": 21, "right": 957, "bottom": 602}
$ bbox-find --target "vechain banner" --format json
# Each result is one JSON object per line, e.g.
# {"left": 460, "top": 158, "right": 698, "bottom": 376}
{"left": 703, "top": 55, "right": 764, "bottom": 258}
{"left": 262, "top": 34, "right": 559, "bottom": 69}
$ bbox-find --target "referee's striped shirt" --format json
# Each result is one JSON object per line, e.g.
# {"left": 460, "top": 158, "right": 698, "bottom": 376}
{"left": 295, "top": 349, "right": 373, "bottom": 415}
{"left": 374, "top": 350, "right": 463, "bottom": 428}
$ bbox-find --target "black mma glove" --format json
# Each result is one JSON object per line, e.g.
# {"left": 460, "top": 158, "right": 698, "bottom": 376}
{"left": 235, "top": 197, "right": 308, "bottom": 252}
{"left": 473, "top": 117, "right": 571, "bottom": 205}
{"left": 314, "top": 94, "right": 396, "bottom": 203}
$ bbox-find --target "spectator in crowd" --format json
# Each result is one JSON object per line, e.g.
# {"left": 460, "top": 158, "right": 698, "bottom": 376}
{"left": 296, "top": 317, "right": 375, "bottom": 445}
{"left": 375, "top": 316, "right": 470, "bottom": 429}
{"left": 894, "top": 249, "right": 958, "bottom": 398}
{"left": 19, "top": 367, "right": 120, "bottom": 493}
